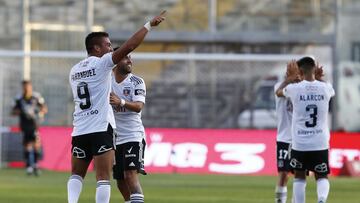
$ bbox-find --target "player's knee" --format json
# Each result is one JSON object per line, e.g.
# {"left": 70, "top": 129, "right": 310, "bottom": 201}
{"left": 96, "top": 171, "right": 111, "bottom": 181}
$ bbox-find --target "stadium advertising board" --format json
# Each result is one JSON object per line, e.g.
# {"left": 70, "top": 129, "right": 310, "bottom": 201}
{"left": 13, "top": 127, "right": 360, "bottom": 176}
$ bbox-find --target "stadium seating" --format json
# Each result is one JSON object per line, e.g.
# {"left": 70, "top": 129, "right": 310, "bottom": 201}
{"left": 0, "top": 0, "right": 337, "bottom": 128}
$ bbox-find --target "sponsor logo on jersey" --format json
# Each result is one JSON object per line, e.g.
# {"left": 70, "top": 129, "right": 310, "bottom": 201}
{"left": 127, "top": 146, "right": 133, "bottom": 153}
{"left": 135, "top": 89, "right": 145, "bottom": 96}
{"left": 129, "top": 162, "right": 136, "bottom": 167}
{"left": 125, "top": 154, "right": 136, "bottom": 158}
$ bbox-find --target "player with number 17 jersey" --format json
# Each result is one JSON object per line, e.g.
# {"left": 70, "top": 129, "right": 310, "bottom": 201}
{"left": 69, "top": 52, "right": 116, "bottom": 136}
{"left": 283, "top": 80, "right": 335, "bottom": 151}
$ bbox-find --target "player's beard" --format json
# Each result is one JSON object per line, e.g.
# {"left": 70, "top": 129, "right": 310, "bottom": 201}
{"left": 118, "top": 64, "right": 132, "bottom": 75}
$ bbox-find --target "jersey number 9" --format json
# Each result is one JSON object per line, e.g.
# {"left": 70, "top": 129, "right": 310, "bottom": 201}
{"left": 77, "top": 82, "right": 91, "bottom": 110}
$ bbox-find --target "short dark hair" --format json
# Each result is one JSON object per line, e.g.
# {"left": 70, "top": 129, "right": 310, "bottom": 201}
{"left": 297, "top": 56, "right": 315, "bottom": 73}
{"left": 22, "top": 80, "right": 31, "bottom": 85}
{"left": 85, "top": 32, "right": 109, "bottom": 54}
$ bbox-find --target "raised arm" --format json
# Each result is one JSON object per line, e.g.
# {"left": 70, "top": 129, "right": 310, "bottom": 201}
{"left": 112, "top": 10, "right": 166, "bottom": 64}
{"left": 315, "top": 62, "right": 325, "bottom": 82}
{"left": 275, "top": 60, "right": 300, "bottom": 97}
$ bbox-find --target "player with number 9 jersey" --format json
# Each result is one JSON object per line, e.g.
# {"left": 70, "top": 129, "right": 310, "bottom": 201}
{"left": 70, "top": 52, "right": 116, "bottom": 136}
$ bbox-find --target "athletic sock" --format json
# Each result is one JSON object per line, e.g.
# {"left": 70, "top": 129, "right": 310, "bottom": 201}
{"left": 130, "top": 193, "right": 144, "bottom": 203}
{"left": 96, "top": 180, "right": 111, "bottom": 203}
{"left": 67, "top": 175, "right": 83, "bottom": 203}
{"left": 125, "top": 201, "right": 131, "bottom": 203}
{"left": 28, "top": 149, "right": 35, "bottom": 168}
{"left": 24, "top": 151, "right": 30, "bottom": 167}
{"left": 34, "top": 149, "right": 39, "bottom": 164}
{"left": 293, "top": 178, "right": 306, "bottom": 203}
{"left": 317, "top": 178, "right": 330, "bottom": 203}
{"left": 275, "top": 186, "right": 287, "bottom": 203}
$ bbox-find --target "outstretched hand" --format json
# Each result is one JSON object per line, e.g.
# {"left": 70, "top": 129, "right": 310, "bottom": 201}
{"left": 315, "top": 62, "right": 324, "bottom": 81}
{"left": 286, "top": 60, "right": 300, "bottom": 82}
{"left": 150, "top": 10, "right": 166, "bottom": 27}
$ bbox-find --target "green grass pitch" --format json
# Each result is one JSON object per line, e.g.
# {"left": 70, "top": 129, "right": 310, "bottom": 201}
{"left": 0, "top": 168, "right": 359, "bottom": 203}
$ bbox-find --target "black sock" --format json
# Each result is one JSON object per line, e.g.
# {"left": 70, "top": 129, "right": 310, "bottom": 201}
{"left": 24, "top": 151, "right": 30, "bottom": 167}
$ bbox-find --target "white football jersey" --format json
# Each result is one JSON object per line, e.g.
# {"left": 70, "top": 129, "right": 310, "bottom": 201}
{"left": 69, "top": 52, "right": 116, "bottom": 136}
{"left": 274, "top": 82, "right": 292, "bottom": 143}
{"left": 284, "top": 80, "right": 335, "bottom": 151}
{"left": 111, "top": 73, "right": 146, "bottom": 145}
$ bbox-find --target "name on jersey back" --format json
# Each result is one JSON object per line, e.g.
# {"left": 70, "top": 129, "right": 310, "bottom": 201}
{"left": 299, "top": 94, "right": 324, "bottom": 101}
{"left": 71, "top": 68, "right": 96, "bottom": 81}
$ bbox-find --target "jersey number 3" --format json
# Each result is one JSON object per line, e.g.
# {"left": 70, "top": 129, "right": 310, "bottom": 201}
{"left": 77, "top": 82, "right": 91, "bottom": 110}
{"left": 305, "top": 104, "right": 317, "bottom": 127}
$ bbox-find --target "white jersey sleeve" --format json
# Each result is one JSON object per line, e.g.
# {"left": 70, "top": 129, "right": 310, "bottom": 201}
{"left": 283, "top": 83, "right": 297, "bottom": 99}
{"left": 132, "top": 78, "right": 146, "bottom": 104}
{"left": 97, "top": 52, "right": 115, "bottom": 72}
{"left": 274, "top": 82, "right": 292, "bottom": 143}
{"left": 326, "top": 83, "right": 335, "bottom": 98}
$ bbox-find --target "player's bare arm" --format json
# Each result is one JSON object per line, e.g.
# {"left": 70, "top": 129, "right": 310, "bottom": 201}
{"left": 38, "top": 104, "right": 48, "bottom": 118}
{"left": 315, "top": 62, "right": 325, "bottom": 82}
{"left": 276, "top": 60, "right": 300, "bottom": 97}
{"left": 112, "top": 10, "right": 166, "bottom": 64}
{"left": 110, "top": 92, "right": 144, "bottom": 113}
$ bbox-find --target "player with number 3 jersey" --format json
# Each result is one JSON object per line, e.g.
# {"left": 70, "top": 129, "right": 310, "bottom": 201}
{"left": 276, "top": 57, "right": 335, "bottom": 203}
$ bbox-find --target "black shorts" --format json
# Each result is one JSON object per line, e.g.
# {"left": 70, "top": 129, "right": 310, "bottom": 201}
{"left": 71, "top": 124, "right": 115, "bottom": 162}
{"left": 290, "top": 149, "right": 330, "bottom": 175}
{"left": 113, "top": 139, "right": 147, "bottom": 180}
{"left": 23, "top": 130, "right": 38, "bottom": 145}
{"left": 276, "top": 141, "right": 292, "bottom": 172}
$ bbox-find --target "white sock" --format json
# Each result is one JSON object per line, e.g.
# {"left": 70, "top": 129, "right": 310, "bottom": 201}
{"left": 125, "top": 201, "right": 131, "bottom": 203}
{"left": 293, "top": 178, "right": 306, "bottom": 203}
{"left": 317, "top": 178, "right": 330, "bottom": 203}
{"left": 96, "top": 180, "right": 111, "bottom": 203}
{"left": 130, "top": 193, "right": 144, "bottom": 203}
{"left": 67, "top": 175, "right": 83, "bottom": 203}
{"left": 275, "top": 186, "right": 287, "bottom": 203}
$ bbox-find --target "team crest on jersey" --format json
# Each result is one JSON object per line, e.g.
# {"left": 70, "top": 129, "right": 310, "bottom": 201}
{"left": 123, "top": 87, "right": 131, "bottom": 96}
